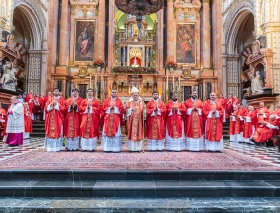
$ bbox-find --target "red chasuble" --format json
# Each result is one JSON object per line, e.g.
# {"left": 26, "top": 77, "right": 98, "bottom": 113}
{"left": 146, "top": 100, "right": 166, "bottom": 140}
{"left": 272, "top": 108, "right": 280, "bottom": 135}
{"left": 243, "top": 110, "right": 256, "bottom": 139}
{"left": 0, "top": 108, "right": 7, "bottom": 136}
{"left": 79, "top": 98, "right": 101, "bottom": 139}
{"left": 38, "top": 96, "right": 44, "bottom": 108}
{"left": 234, "top": 106, "right": 248, "bottom": 134}
{"left": 253, "top": 119, "right": 278, "bottom": 143}
{"left": 126, "top": 100, "right": 144, "bottom": 141}
{"left": 25, "top": 94, "right": 35, "bottom": 113}
{"left": 64, "top": 97, "right": 83, "bottom": 138}
{"left": 165, "top": 101, "right": 186, "bottom": 138}
{"left": 24, "top": 107, "right": 32, "bottom": 133}
{"left": 228, "top": 112, "right": 236, "bottom": 135}
{"left": 226, "top": 98, "right": 235, "bottom": 119}
{"left": 43, "top": 95, "right": 52, "bottom": 109}
{"left": 102, "top": 97, "right": 124, "bottom": 137}
{"left": 203, "top": 101, "right": 223, "bottom": 142}
{"left": 184, "top": 98, "right": 203, "bottom": 139}
{"left": 255, "top": 107, "right": 270, "bottom": 126}
{"left": 45, "top": 97, "right": 65, "bottom": 138}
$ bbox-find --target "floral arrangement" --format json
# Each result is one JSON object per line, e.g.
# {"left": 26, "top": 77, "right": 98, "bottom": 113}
{"left": 165, "top": 61, "right": 178, "bottom": 69}
{"left": 111, "top": 66, "right": 158, "bottom": 74}
{"left": 93, "top": 59, "right": 106, "bottom": 68}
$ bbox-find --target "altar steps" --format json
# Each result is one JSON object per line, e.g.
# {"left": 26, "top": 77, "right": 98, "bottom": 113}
{"left": 0, "top": 170, "right": 280, "bottom": 198}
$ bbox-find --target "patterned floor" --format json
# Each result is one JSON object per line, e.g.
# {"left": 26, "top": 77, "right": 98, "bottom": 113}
{"left": 0, "top": 137, "right": 280, "bottom": 170}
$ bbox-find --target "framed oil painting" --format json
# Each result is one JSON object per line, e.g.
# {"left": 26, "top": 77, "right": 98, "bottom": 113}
{"left": 176, "top": 23, "right": 196, "bottom": 64}
{"left": 74, "top": 20, "right": 95, "bottom": 62}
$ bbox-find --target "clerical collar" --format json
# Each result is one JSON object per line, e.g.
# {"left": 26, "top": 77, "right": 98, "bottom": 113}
{"left": 134, "top": 100, "right": 139, "bottom": 103}
{"left": 154, "top": 99, "right": 159, "bottom": 102}
{"left": 72, "top": 96, "right": 78, "bottom": 100}
{"left": 191, "top": 98, "right": 197, "bottom": 102}
{"left": 111, "top": 97, "right": 116, "bottom": 100}
{"left": 88, "top": 97, "right": 93, "bottom": 100}
{"left": 172, "top": 100, "right": 178, "bottom": 103}
{"left": 54, "top": 95, "right": 60, "bottom": 100}
{"left": 210, "top": 100, "right": 216, "bottom": 104}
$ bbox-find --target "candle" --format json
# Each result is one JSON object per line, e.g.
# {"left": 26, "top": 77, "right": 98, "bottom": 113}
{"left": 166, "top": 74, "right": 169, "bottom": 91}
{"left": 172, "top": 75, "right": 174, "bottom": 92}
{"left": 95, "top": 74, "right": 97, "bottom": 99}
{"left": 178, "top": 76, "right": 180, "bottom": 91}
{"left": 101, "top": 75, "right": 103, "bottom": 100}
{"left": 90, "top": 74, "right": 92, "bottom": 89}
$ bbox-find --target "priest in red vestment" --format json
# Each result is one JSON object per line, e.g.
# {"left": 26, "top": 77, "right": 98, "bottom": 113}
{"left": 217, "top": 94, "right": 226, "bottom": 122}
{"left": 126, "top": 87, "right": 145, "bottom": 151}
{"left": 25, "top": 90, "right": 35, "bottom": 120}
{"left": 64, "top": 88, "right": 83, "bottom": 151}
{"left": 234, "top": 102, "right": 248, "bottom": 143}
{"left": 203, "top": 93, "right": 224, "bottom": 152}
{"left": 45, "top": 88, "right": 65, "bottom": 152}
{"left": 252, "top": 115, "right": 279, "bottom": 145}
{"left": 23, "top": 102, "right": 32, "bottom": 139}
{"left": 271, "top": 102, "right": 280, "bottom": 135}
{"left": 43, "top": 92, "right": 52, "bottom": 120}
{"left": 146, "top": 91, "right": 166, "bottom": 151}
{"left": 228, "top": 106, "right": 238, "bottom": 142}
{"left": 226, "top": 94, "right": 235, "bottom": 119}
{"left": 101, "top": 89, "right": 124, "bottom": 152}
{"left": 184, "top": 90, "right": 204, "bottom": 151}
{"left": 0, "top": 103, "right": 7, "bottom": 138}
{"left": 165, "top": 92, "right": 186, "bottom": 151}
{"left": 79, "top": 88, "right": 101, "bottom": 151}
{"left": 244, "top": 105, "right": 256, "bottom": 144}
{"left": 255, "top": 101, "right": 270, "bottom": 128}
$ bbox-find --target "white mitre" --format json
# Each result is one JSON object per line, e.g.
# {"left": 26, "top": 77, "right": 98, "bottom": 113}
{"left": 129, "top": 86, "right": 142, "bottom": 101}
{"left": 131, "top": 86, "right": 139, "bottom": 94}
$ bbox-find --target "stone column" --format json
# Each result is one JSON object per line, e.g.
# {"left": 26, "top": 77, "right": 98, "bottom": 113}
{"left": 47, "top": 0, "right": 59, "bottom": 92}
{"left": 59, "top": 0, "right": 70, "bottom": 66}
{"left": 202, "top": 0, "right": 211, "bottom": 69}
{"left": 108, "top": 0, "right": 115, "bottom": 69}
{"left": 157, "top": 9, "right": 164, "bottom": 71}
{"left": 167, "top": 0, "right": 175, "bottom": 62}
{"left": 95, "top": 0, "right": 106, "bottom": 61}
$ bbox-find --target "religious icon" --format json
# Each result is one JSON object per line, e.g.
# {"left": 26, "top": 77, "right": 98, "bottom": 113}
{"left": 75, "top": 20, "right": 95, "bottom": 61}
{"left": 176, "top": 24, "right": 196, "bottom": 64}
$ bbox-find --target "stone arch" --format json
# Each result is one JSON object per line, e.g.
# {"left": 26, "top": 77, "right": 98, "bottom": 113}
{"left": 11, "top": 0, "right": 48, "bottom": 95}
{"left": 13, "top": 1, "right": 45, "bottom": 50}
{"left": 223, "top": 0, "right": 254, "bottom": 54}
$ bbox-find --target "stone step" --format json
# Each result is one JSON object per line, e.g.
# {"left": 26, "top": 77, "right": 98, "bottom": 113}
{"left": 1, "top": 197, "right": 280, "bottom": 212}
{"left": 30, "top": 133, "right": 45, "bottom": 137}
{"left": 0, "top": 180, "right": 279, "bottom": 198}
{"left": 1, "top": 170, "right": 280, "bottom": 181}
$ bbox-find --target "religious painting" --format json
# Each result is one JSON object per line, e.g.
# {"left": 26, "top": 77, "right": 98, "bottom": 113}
{"left": 74, "top": 20, "right": 95, "bottom": 62}
{"left": 176, "top": 23, "right": 196, "bottom": 64}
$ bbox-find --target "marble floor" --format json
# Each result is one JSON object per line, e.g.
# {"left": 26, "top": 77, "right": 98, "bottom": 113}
{"left": 0, "top": 197, "right": 280, "bottom": 212}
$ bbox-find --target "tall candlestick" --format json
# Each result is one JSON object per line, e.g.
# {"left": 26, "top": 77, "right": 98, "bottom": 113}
{"left": 172, "top": 75, "right": 174, "bottom": 92}
{"left": 101, "top": 75, "right": 103, "bottom": 100}
{"left": 90, "top": 74, "right": 92, "bottom": 89}
{"left": 166, "top": 74, "right": 169, "bottom": 91}
{"left": 178, "top": 76, "right": 180, "bottom": 90}
{"left": 95, "top": 74, "right": 97, "bottom": 99}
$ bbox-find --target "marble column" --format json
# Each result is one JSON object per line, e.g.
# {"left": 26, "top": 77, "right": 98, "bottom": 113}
{"left": 212, "top": 0, "right": 222, "bottom": 94}
{"left": 47, "top": 0, "right": 59, "bottom": 92}
{"left": 59, "top": 0, "right": 70, "bottom": 67}
{"left": 157, "top": 9, "right": 164, "bottom": 72}
{"left": 108, "top": 0, "right": 115, "bottom": 69}
{"left": 96, "top": 0, "right": 106, "bottom": 61}
{"left": 202, "top": 0, "right": 211, "bottom": 69}
{"left": 167, "top": 0, "right": 175, "bottom": 62}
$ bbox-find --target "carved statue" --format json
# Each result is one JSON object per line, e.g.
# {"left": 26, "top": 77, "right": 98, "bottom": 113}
{"left": 4, "top": 35, "right": 21, "bottom": 58}
{"left": 251, "top": 71, "right": 264, "bottom": 94}
{"left": 0, "top": 61, "right": 17, "bottom": 91}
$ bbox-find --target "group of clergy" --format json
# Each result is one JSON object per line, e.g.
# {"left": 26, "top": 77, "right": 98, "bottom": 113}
{"left": 228, "top": 101, "right": 280, "bottom": 146}
{"left": 44, "top": 87, "right": 224, "bottom": 153}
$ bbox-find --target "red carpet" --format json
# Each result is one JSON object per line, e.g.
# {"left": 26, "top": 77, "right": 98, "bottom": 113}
{"left": 0, "top": 148, "right": 279, "bottom": 170}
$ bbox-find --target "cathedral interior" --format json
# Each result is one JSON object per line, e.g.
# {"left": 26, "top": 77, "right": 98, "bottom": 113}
{"left": 0, "top": 0, "right": 279, "bottom": 110}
